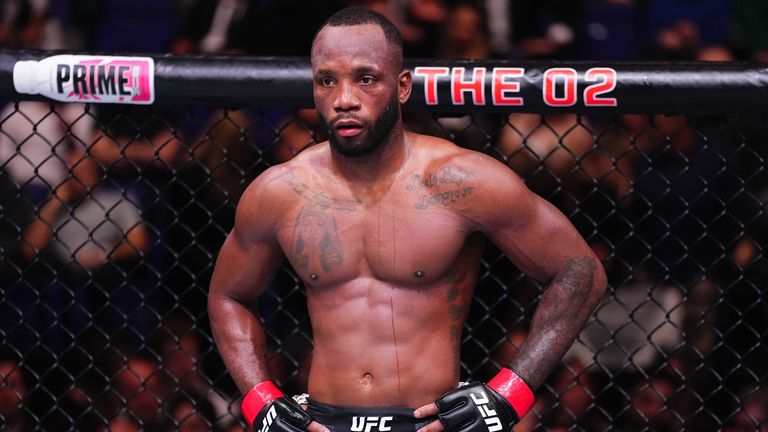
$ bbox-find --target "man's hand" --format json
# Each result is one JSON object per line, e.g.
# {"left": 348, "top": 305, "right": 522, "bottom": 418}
{"left": 414, "top": 369, "right": 535, "bottom": 432}
{"left": 242, "top": 381, "right": 329, "bottom": 432}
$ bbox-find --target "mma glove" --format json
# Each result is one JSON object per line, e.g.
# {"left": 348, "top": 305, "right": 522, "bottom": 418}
{"left": 436, "top": 368, "right": 535, "bottom": 432}
{"left": 242, "top": 381, "right": 313, "bottom": 432}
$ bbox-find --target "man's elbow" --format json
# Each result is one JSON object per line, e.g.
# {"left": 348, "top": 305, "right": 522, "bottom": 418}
{"left": 589, "top": 257, "right": 608, "bottom": 306}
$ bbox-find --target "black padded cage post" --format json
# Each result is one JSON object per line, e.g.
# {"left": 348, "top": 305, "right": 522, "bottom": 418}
{"left": 0, "top": 50, "right": 766, "bottom": 431}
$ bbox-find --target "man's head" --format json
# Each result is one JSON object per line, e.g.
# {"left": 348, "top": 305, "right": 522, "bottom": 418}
{"left": 311, "top": 7, "right": 412, "bottom": 158}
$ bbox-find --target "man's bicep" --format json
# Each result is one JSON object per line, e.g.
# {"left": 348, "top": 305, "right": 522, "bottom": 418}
{"left": 485, "top": 189, "right": 594, "bottom": 282}
{"left": 210, "top": 227, "right": 285, "bottom": 304}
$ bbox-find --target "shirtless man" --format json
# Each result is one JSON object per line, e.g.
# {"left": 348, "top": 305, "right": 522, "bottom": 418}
{"left": 208, "top": 7, "right": 607, "bottom": 432}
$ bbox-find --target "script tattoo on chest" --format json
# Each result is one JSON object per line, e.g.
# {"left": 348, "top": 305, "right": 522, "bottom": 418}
{"left": 288, "top": 176, "right": 360, "bottom": 273}
{"left": 406, "top": 166, "right": 475, "bottom": 210}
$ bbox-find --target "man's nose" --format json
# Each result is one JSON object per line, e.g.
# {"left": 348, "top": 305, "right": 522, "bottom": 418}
{"left": 333, "top": 82, "right": 360, "bottom": 111}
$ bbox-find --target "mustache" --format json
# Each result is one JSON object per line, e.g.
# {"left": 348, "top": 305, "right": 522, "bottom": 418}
{"left": 330, "top": 114, "right": 363, "bottom": 124}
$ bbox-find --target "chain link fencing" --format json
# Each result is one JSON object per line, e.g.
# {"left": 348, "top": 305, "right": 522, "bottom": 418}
{"left": 1, "top": 99, "right": 766, "bottom": 431}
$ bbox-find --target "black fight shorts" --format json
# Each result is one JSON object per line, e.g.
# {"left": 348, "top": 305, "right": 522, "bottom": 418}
{"left": 307, "top": 399, "right": 438, "bottom": 432}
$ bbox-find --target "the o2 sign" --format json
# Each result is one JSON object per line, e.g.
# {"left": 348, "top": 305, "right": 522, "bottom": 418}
{"left": 414, "top": 66, "right": 617, "bottom": 108}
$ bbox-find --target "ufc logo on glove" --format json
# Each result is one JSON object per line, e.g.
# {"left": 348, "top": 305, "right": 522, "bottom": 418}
{"left": 470, "top": 392, "right": 503, "bottom": 432}
{"left": 258, "top": 405, "right": 277, "bottom": 432}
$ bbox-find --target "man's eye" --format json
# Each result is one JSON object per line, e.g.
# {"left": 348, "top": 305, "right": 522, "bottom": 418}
{"left": 320, "top": 78, "right": 334, "bottom": 86}
{"left": 360, "top": 76, "right": 376, "bottom": 85}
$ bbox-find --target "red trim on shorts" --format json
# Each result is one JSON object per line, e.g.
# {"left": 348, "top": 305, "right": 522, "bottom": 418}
{"left": 487, "top": 368, "right": 535, "bottom": 418}
{"left": 242, "top": 381, "right": 285, "bottom": 427}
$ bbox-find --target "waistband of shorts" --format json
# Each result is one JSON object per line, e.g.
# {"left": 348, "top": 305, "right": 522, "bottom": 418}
{"left": 306, "top": 399, "right": 436, "bottom": 432}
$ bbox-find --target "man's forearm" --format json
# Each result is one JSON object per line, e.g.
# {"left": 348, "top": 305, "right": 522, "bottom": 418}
{"left": 209, "top": 294, "right": 273, "bottom": 394}
{"left": 509, "top": 255, "right": 607, "bottom": 389}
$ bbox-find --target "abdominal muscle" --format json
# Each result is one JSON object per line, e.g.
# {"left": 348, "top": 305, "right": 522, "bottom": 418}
{"left": 305, "top": 277, "right": 468, "bottom": 408}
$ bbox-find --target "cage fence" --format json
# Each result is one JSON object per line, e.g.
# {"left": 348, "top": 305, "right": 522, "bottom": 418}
{"left": 0, "top": 55, "right": 767, "bottom": 431}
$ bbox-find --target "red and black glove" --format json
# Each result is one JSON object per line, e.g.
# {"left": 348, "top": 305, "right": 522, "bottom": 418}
{"left": 241, "top": 381, "right": 313, "bottom": 432}
{"left": 436, "top": 368, "right": 535, "bottom": 432}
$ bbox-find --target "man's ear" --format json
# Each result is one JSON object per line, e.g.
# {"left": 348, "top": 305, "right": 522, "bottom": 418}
{"left": 398, "top": 69, "right": 413, "bottom": 104}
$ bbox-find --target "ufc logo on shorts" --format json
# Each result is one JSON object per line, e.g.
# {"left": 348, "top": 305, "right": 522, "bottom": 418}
{"left": 470, "top": 392, "right": 503, "bottom": 432}
{"left": 258, "top": 405, "right": 277, "bottom": 432}
{"left": 351, "top": 416, "right": 393, "bottom": 432}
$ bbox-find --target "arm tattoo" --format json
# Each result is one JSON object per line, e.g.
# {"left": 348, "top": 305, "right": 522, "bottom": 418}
{"left": 510, "top": 256, "right": 602, "bottom": 389}
{"left": 551, "top": 257, "right": 596, "bottom": 298}
{"left": 288, "top": 176, "right": 359, "bottom": 273}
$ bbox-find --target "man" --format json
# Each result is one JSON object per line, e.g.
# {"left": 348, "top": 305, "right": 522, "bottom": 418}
{"left": 208, "top": 7, "right": 607, "bottom": 432}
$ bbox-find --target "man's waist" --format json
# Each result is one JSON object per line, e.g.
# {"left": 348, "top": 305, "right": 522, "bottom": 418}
{"left": 306, "top": 399, "right": 437, "bottom": 432}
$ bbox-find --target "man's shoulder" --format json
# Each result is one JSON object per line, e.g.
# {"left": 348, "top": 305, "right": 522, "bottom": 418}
{"left": 246, "top": 146, "right": 326, "bottom": 194}
{"left": 411, "top": 132, "right": 512, "bottom": 182}
{"left": 407, "top": 132, "right": 531, "bottom": 221}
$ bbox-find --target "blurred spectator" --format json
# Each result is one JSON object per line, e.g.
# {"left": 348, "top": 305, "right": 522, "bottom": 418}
{"left": 0, "top": 352, "right": 29, "bottom": 431}
{"left": 88, "top": 107, "right": 186, "bottom": 172}
{"left": 0, "top": 101, "right": 95, "bottom": 353}
{"left": 726, "top": 386, "right": 768, "bottom": 432}
{"left": 277, "top": 109, "right": 327, "bottom": 161}
{"left": 149, "top": 313, "right": 236, "bottom": 429}
{"left": 576, "top": 122, "right": 635, "bottom": 203}
{"left": 639, "top": 0, "right": 731, "bottom": 60}
{"left": 437, "top": 2, "right": 490, "bottom": 59}
{"left": 427, "top": 3, "right": 496, "bottom": 153}
{"left": 482, "top": 0, "right": 513, "bottom": 57}
{"left": 18, "top": 150, "right": 151, "bottom": 348}
{"left": 696, "top": 44, "right": 736, "bottom": 62}
{"left": 102, "top": 412, "right": 142, "bottom": 432}
{"left": 541, "top": 359, "right": 607, "bottom": 430}
{"left": 167, "top": 394, "right": 220, "bottom": 432}
{"left": 71, "top": 0, "right": 188, "bottom": 230}
{"left": 0, "top": 0, "right": 62, "bottom": 49}
{"left": 398, "top": 0, "right": 449, "bottom": 57}
{"left": 172, "top": 0, "right": 249, "bottom": 55}
{"left": 0, "top": 101, "right": 94, "bottom": 206}
{"left": 621, "top": 371, "right": 688, "bottom": 431}
{"left": 476, "top": 0, "right": 584, "bottom": 59}
{"left": 0, "top": 102, "right": 93, "bottom": 340}
{"left": 496, "top": 113, "right": 594, "bottom": 198}
{"left": 617, "top": 114, "right": 738, "bottom": 284}
{"left": 114, "top": 355, "right": 173, "bottom": 430}
{"left": 20, "top": 150, "right": 149, "bottom": 271}
{"left": 86, "top": 104, "right": 186, "bottom": 301}
{"left": 569, "top": 263, "right": 685, "bottom": 372}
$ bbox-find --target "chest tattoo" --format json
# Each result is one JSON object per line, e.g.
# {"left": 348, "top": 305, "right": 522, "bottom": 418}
{"left": 406, "top": 166, "right": 476, "bottom": 210}
{"left": 288, "top": 176, "right": 359, "bottom": 274}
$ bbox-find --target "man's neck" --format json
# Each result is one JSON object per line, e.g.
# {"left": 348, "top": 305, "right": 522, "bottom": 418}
{"left": 329, "top": 125, "right": 409, "bottom": 185}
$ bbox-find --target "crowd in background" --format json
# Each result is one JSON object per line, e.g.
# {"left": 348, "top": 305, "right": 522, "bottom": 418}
{"left": 3, "top": 0, "right": 768, "bottom": 61}
{"left": 2, "top": 0, "right": 768, "bottom": 430}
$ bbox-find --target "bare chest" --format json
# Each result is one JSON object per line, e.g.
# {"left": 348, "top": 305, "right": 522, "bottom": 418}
{"left": 276, "top": 181, "right": 474, "bottom": 286}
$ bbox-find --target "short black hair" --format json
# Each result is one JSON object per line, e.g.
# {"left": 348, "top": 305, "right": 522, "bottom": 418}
{"left": 313, "top": 7, "right": 403, "bottom": 68}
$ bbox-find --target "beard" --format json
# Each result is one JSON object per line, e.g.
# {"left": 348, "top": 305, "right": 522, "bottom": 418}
{"left": 317, "top": 91, "right": 400, "bottom": 158}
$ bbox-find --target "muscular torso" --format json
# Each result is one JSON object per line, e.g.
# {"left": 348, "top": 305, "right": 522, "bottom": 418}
{"left": 272, "top": 134, "right": 485, "bottom": 407}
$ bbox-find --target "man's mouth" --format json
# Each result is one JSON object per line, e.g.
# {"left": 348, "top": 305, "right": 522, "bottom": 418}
{"left": 334, "top": 121, "right": 364, "bottom": 137}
